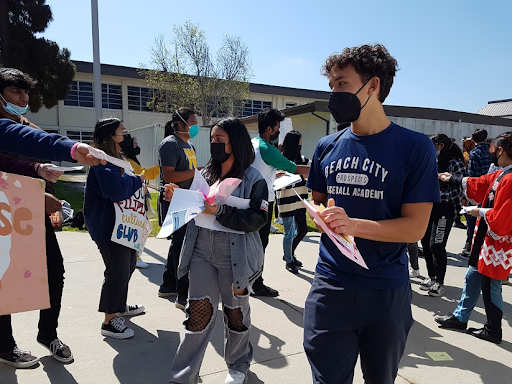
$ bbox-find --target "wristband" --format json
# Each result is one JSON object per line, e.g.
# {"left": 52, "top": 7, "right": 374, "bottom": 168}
{"left": 70, "top": 143, "right": 80, "bottom": 160}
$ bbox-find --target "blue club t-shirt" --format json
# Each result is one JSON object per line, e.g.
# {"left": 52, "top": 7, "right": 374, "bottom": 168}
{"left": 307, "top": 123, "right": 440, "bottom": 290}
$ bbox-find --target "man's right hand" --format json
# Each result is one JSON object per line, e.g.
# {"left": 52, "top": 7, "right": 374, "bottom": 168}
{"left": 72, "top": 143, "right": 108, "bottom": 166}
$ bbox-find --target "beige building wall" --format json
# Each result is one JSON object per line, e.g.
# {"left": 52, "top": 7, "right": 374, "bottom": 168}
{"left": 25, "top": 69, "right": 327, "bottom": 144}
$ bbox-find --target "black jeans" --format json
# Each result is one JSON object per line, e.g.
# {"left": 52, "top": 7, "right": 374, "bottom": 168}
{"left": 253, "top": 200, "right": 274, "bottom": 290}
{"left": 0, "top": 217, "right": 65, "bottom": 352}
{"left": 465, "top": 214, "right": 477, "bottom": 248}
{"left": 421, "top": 202, "right": 455, "bottom": 285}
{"left": 159, "top": 193, "right": 189, "bottom": 296}
{"left": 96, "top": 241, "right": 136, "bottom": 314}
{"left": 291, "top": 211, "right": 308, "bottom": 255}
{"left": 481, "top": 275, "right": 503, "bottom": 337}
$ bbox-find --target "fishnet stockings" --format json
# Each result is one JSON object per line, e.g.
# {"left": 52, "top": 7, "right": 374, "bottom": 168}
{"left": 186, "top": 298, "right": 213, "bottom": 332}
{"left": 224, "top": 306, "right": 247, "bottom": 332}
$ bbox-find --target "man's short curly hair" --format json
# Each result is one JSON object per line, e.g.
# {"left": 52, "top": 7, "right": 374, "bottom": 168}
{"left": 322, "top": 44, "right": 398, "bottom": 102}
{"left": 0, "top": 68, "right": 37, "bottom": 94}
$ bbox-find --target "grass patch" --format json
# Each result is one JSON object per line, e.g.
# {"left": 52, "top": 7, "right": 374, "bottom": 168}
{"left": 53, "top": 180, "right": 87, "bottom": 232}
{"left": 53, "top": 180, "right": 85, "bottom": 212}
{"left": 270, "top": 200, "right": 319, "bottom": 234}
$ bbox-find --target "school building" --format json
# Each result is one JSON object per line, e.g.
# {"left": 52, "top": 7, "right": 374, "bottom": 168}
{"left": 25, "top": 61, "right": 512, "bottom": 169}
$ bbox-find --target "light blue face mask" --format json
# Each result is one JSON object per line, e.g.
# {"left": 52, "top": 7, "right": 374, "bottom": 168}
{"left": 176, "top": 110, "right": 199, "bottom": 138}
{"left": 188, "top": 124, "right": 199, "bottom": 138}
{"left": 0, "top": 94, "right": 28, "bottom": 116}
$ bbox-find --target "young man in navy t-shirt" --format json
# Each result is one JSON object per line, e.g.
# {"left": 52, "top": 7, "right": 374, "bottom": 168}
{"left": 303, "top": 44, "right": 440, "bottom": 384}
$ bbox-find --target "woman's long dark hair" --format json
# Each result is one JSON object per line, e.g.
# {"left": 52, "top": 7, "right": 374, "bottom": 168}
{"left": 431, "top": 133, "right": 464, "bottom": 172}
{"left": 282, "top": 130, "right": 302, "bottom": 164}
{"left": 93, "top": 117, "right": 124, "bottom": 158}
{"left": 202, "top": 118, "right": 255, "bottom": 184}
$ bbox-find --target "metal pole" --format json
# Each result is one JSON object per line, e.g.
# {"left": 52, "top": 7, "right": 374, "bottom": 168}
{"left": 91, "top": 0, "right": 102, "bottom": 121}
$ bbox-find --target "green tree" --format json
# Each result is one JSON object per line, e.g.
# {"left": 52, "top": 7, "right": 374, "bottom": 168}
{"left": 140, "top": 22, "right": 252, "bottom": 126}
{"left": 0, "top": 0, "right": 75, "bottom": 112}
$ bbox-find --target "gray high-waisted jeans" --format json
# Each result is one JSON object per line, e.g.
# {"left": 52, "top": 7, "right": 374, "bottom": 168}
{"left": 170, "top": 228, "right": 253, "bottom": 383}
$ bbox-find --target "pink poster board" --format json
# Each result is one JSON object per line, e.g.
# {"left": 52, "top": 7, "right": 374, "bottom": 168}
{"left": 0, "top": 172, "right": 49, "bottom": 315}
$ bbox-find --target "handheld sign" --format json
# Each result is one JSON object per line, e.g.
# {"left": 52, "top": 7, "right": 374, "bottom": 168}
{"left": 111, "top": 185, "right": 152, "bottom": 250}
{"left": 0, "top": 172, "right": 49, "bottom": 315}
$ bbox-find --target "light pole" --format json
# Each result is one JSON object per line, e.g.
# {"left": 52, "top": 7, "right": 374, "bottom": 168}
{"left": 91, "top": 0, "right": 102, "bottom": 121}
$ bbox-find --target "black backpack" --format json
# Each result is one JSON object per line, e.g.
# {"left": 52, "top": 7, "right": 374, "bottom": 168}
{"left": 70, "top": 210, "right": 86, "bottom": 230}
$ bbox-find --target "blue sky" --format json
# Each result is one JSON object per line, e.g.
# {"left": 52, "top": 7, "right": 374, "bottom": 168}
{"left": 40, "top": 0, "right": 512, "bottom": 113}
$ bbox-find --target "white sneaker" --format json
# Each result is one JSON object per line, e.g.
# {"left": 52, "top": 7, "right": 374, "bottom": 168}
{"left": 270, "top": 225, "right": 278, "bottom": 233}
{"left": 116, "top": 304, "right": 145, "bottom": 317}
{"left": 419, "top": 277, "right": 435, "bottom": 291}
{"left": 225, "top": 369, "right": 246, "bottom": 384}
{"left": 409, "top": 268, "right": 420, "bottom": 278}
{"left": 274, "top": 217, "right": 283, "bottom": 225}
{"left": 136, "top": 258, "right": 149, "bottom": 269}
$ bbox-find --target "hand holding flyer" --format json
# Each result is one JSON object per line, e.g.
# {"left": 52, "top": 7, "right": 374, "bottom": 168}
{"left": 272, "top": 172, "right": 302, "bottom": 191}
{"left": 88, "top": 147, "right": 134, "bottom": 173}
{"left": 295, "top": 190, "right": 368, "bottom": 269}
{"left": 157, "top": 170, "right": 241, "bottom": 238}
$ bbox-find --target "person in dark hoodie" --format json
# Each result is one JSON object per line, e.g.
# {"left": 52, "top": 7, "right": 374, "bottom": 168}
{"left": 84, "top": 117, "right": 145, "bottom": 340}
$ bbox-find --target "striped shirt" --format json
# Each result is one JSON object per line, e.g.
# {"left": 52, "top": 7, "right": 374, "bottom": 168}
{"left": 276, "top": 156, "right": 311, "bottom": 217}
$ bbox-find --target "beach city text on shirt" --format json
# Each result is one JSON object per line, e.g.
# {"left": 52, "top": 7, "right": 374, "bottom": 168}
{"left": 323, "top": 155, "right": 388, "bottom": 200}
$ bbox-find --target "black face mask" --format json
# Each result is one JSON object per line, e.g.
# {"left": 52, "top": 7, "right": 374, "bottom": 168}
{"left": 133, "top": 146, "right": 141, "bottom": 156}
{"left": 269, "top": 130, "right": 280, "bottom": 143}
{"left": 328, "top": 77, "right": 373, "bottom": 125}
{"left": 491, "top": 150, "right": 502, "bottom": 166}
{"left": 211, "top": 142, "right": 230, "bottom": 163}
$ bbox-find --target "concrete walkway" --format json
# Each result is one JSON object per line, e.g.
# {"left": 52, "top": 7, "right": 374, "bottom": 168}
{"left": 1, "top": 226, "right": 511, "bottom": 383}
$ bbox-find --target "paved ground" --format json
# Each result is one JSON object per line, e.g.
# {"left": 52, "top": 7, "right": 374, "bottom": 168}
{"left": 1, "top": 225, "right": 511, "bottom": 384}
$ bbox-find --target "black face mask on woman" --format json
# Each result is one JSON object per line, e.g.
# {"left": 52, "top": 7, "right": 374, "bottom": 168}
{"left": 491, "top": 149, "right": 502, "bottom": 167}
{"left": 328, "top": 77, "right": 373, "bottom": 125}
{"left": 211, "top": 142, "right": 230, "bottom": 163}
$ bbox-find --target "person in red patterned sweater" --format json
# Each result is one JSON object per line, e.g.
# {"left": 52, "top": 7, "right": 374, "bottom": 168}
{"left": 435, "top": 132, "right": 512, "bottom": 344}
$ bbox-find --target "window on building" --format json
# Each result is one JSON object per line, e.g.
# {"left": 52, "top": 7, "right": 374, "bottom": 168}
{"left": 64, "top": 81, "right": 94, "bottom": 107}
{"left": 66, "top": 130, "right": 94, "bottom": 144}
{"left": 285, "top": 102, "right": 297, "bottom": 108}
{"left": 65, "top": 81, "right": 123, "bottom": 109}
{"left": 102, "top": 84, "right": 122, "bottom": 110}
{"left": 240, "top": 100, "right": 272, "bottom": 117}
{"left": 128, "top": 86, "right": 153, "bottom": 111}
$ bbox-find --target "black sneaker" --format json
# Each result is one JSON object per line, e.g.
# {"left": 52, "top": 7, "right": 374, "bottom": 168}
{"left": 251, "top": 284, "right": 279, "bottom": 297}
{"left": 0, "top": 347, "right": 39, "bottom": 368}
{"left": 175, "top": 295, "right": 187, "bottom": 311}
{"left": 453, "top": 221, "right": 467, "bottom": 229}
{"left": 158, "top": 285, "right": 178, "bottom": 298}
{"left": 101, "top": 317, "right": 134, "bottom": 339}
{"left": 286, "top": 262, "right": 299, "bottom": 274}
{"left": 293, "top": 256, "right": 303, "bottom": 268}
{"left": 460, "top": 242, "right": 471, "bottom": 258}
{"left": 468, "top": 327, "right": 502, "bottom": 344}
{"left": 435, "top": 314, "right": 467, "bottom": 330}
{"left": 37, "top": 337, "right": 73, "bottom": 363}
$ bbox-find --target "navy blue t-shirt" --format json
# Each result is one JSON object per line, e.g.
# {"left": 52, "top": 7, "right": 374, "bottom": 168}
{"left": 307, "top": 123, "right": 440, "bottom": 289}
